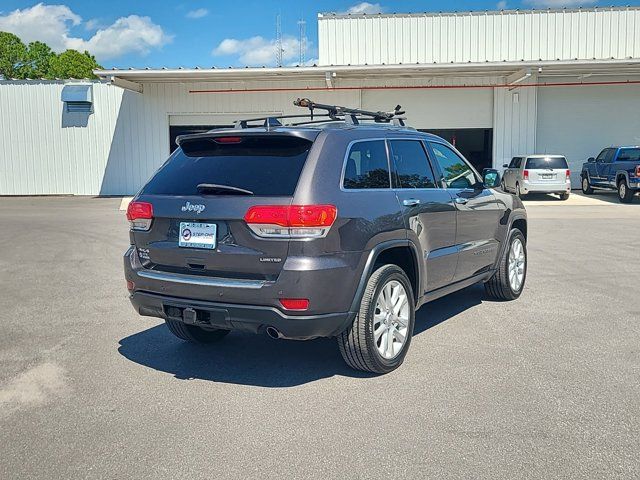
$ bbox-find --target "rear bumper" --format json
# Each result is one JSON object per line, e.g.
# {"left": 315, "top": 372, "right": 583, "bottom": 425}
{"left": 123, "top": 246, "right": 362, "bottom": 339}
{"left": 129, "top": 291, "right": 352, "bottom": 340}
{"left": 522, "top": 180, "right": 571, "bottom": 194}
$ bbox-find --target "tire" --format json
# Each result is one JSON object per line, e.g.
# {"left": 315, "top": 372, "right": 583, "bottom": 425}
{"left": 165, "top": 319, "right": 230, "bottom": 343}
{"left": 618, "top": 178, "right": 634, "bottom": 203}
{"left": 559, "top": 192, "right": 570, "bottom": 201}
{"left": 484, "top": 228, "right": 527, "bottom": 301}
{"left": 338, "top": 264, "right": 415, "bottom": 374}
{"left": 581, "top": 176, "right": 593, "bottom": 194}
{"left": 515, "top": 183, "right": 525, "bottom": 198}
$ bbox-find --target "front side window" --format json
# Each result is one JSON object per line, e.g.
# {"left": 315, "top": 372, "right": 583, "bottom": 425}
{"left": 508, "top": 157, "right": 520, "bottom": 168}
{"left": 343, "top": 140, "right": 390, "bottom": 189}
{"left": 597, "top": 148, "right": 615, "bottom": 163}
{"left": 428, "top": 143, "right": 479, "bottom": 189}
{"left": 389, "top": 140, "right": 437, "bottom": 189}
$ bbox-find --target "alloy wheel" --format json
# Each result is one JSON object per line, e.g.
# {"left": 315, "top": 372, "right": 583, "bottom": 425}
{"left": 373, "top": 280, "right": 410, "bottom": 360}
{"left": 508, "top": 238, "right": 526, "bottom": 292}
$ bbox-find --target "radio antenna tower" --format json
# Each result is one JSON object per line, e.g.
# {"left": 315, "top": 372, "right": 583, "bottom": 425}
{"left": 297, "top": 18, "right": 306, "bottom": 65}
{"left": 275, "top": 14, "right": 283, "bottom": 67}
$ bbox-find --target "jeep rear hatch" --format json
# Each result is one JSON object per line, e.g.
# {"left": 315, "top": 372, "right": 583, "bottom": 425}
{"left": 128, "top": 134, "right": 321, "bottom": 281}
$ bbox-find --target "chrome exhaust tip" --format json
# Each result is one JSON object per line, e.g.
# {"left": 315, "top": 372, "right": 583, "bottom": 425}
{"left": 266, "top": 326, "right": 281, "bottom": 339}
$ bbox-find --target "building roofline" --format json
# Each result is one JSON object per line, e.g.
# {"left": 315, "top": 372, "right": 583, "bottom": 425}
{"left": 318, "top": 6, "right": 640, "bottom": 20}
{"left": 94, "top": 59, "right": 640, "bottom": 85}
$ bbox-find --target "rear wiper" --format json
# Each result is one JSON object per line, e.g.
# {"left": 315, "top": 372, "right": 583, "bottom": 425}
{"left": 196, "top": 183, "right": 254, "bottom": 195}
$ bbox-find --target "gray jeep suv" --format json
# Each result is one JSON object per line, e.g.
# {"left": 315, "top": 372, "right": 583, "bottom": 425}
{"left": 124, "top": 100, "right": 528, "bottom": 374}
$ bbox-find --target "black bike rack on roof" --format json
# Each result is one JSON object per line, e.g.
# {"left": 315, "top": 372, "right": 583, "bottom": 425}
{"left": 232, "top": 98, "right": 407, "bottom": 130}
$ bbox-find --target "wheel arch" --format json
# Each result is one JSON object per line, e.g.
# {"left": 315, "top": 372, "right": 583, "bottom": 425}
{"left": 493, "top": 214, "right": 527, "bottom": 271}
{"left": 350, "top": 240, "right": 422, "bottom": 313}
{"left": 616, "top": 171, "right": 630, "bottom": 186}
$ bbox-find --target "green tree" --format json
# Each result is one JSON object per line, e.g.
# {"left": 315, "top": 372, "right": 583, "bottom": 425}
{"left": 47, "top": 50, "right": 101, "bottom": 79}
{"left": 0, "top": 32, "right": 27, "bottom": 79}
{"left": 19, "top": 41, "right": 56, "bottom": 79}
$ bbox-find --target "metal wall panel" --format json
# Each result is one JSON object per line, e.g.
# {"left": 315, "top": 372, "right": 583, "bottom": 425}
{"left": 2, "top": 73, "right": 636, "bottom": 195}
{"left": 493, "top": 83, "right": 538, "bottom": 173}
{"left": 536, "top": 77, "right": 640, "bottom": 186}
{"left": 319, "top": 8, "right": 640, "bottom": 66}
{"left": 0, "top": 80, "right": 359, "bottom": 195}
{"left": 0, "top": 81, "right": 124, "bottom": 195}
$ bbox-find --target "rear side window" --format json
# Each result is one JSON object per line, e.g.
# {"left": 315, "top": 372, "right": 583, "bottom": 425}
{"left": 525, "top": 157, "right": 568, "bottom": 169}
{"left": 617, "top": 148, "right": 640, "bottom": 162}
{"left": 142, "top": 136, "right": 312, "bottom": 196}
{"left": 389, "top": 140, "right": 437, "bottom": 189}
{"left": 343, "top": 140, "right": 390, "bottom": 189}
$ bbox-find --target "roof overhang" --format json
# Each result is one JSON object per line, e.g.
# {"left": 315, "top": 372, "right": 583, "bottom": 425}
{"left": 95, "top": 58, "right": 640, "bottom": 92}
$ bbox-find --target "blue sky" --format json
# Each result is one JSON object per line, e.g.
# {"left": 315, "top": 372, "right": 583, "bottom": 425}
{"left": 0, "top": 1, "right": 632, "bottom": 68}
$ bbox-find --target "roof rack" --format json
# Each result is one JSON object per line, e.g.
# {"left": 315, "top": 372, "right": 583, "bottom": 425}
{"left": 293, "top": 98, "right": 407, "bottom": 126}
{"left": 232, "top": 98, "right": 408, "bottom": 130}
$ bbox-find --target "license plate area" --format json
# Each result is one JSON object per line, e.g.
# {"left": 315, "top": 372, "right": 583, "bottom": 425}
{"left": 540, "top": 174, "right": 555, "bottom": 180}
{"left": 179, "top": 222, "right": 217, "bottom": 250}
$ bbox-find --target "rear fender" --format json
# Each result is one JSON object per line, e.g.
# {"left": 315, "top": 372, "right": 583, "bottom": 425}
{"left": 348, "top": 240, "right": 422, "bottom": 314}
{"left": 615, "top": 170, "right": 630, "bottom": 186}
{"left": 493, "top": 213, "right": 527, "bottom": 270}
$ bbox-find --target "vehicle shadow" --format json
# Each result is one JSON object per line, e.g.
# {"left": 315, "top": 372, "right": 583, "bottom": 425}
{"left": 118, "top": 284, "right": 485, "bottom": 387}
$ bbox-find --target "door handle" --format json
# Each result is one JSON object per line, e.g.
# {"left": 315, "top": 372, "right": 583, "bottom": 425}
{"left": 402, "top": 198, "right": 421, "bottom": 207}
{"left": 454, "top": 197, "right": 468, "bottom": 205}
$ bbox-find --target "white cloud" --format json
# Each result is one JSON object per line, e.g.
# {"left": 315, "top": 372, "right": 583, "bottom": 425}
{"left": 0, "top": 3, "right": 171, "bottom": 60}
{"left": 213, "top": 35, "right": 310, "bottom": 66}
{"left": 68, "top": 16, "right": 171, "bottom": 60}
{"left": 341, "top": 2, "right": 385, "bottom": 15}
{"left": 496, "top": 1, "right": 508, "bottom": 9}
{"left": 186, "top": 8, "right": 208, "bottom": 19}
{"left": 0, "top": 3, "right": 80, "bottom": 51}
{"left": 524, "top": 0, "right": 596, "bottom": 7}
{"left": 84, "top": 19, "right": 103, "bottom": 31}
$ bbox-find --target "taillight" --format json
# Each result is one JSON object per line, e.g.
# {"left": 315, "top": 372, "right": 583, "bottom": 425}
{"left": 244, "top": 205, "right": 337, "bottom": 238}
{"left": 523, "top": 170, "right": 529, "bottom": 180}
{"left": 566, "top": 169, "right": 571, "bottom": 180}
{"left": 126, "top": 201, "right": 153, "bottom": 231}
{"left": 635, "top": 165, "right": 640, "bottom": 177}
{"left": 279, "top": 298, "right": 310, "bottom": 311}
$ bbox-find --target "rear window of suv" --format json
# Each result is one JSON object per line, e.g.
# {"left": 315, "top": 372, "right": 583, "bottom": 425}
{"left": 142, "top": 135, "right": 312, "bottom": 196}
{"left": 525, "top": 157, "right": 568, "bottom": 169}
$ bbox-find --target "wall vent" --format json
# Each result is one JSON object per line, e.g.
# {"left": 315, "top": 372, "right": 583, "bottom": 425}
{"left": 65, "top": 101, "right": 93, "bottom": 113}
{"left": 61, "top": 84, "right": 93, "bottom": 114}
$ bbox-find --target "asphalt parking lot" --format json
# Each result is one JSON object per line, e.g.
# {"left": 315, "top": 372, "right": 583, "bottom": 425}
{"left": 0, "top": 195, "right": 638, "bottom": 479}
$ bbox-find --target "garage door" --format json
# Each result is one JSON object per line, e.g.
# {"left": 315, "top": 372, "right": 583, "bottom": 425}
{"left": 536, "top": 82, "right": 640, "bottom": 187}
{"left": 362, "top": 88, "right": 493, "bottom": 129}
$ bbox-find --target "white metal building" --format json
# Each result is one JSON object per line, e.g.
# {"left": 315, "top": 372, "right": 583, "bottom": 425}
{"left": 1, "top": 7, "right": 639, "bottom": 195}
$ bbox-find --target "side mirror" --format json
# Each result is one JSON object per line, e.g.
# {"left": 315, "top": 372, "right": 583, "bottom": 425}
{"left": 587, "top": 157, "right": 595, "bottom": 163}
{"left": 482, "top": 168, "right": 501, "bottom": 188}
{"left": 502, "top": 163, "right": 509, "bottom": 168}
